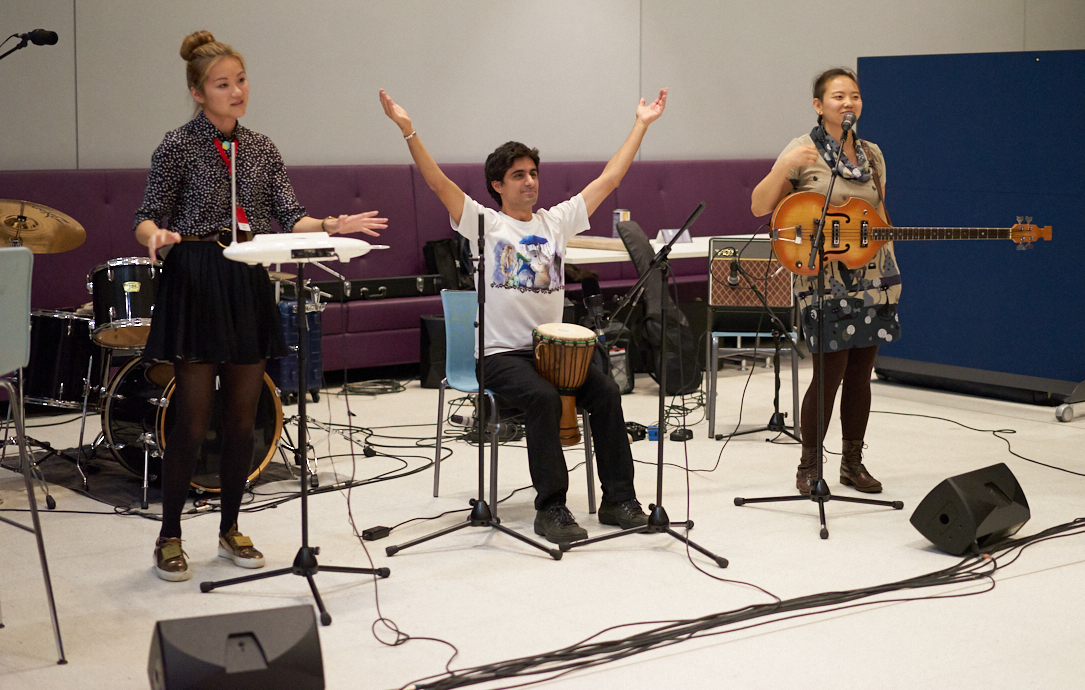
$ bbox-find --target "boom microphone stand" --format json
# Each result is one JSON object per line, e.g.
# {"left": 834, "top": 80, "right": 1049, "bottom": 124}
{"left": 561, "top": 203, "right": 728, "bottom": 568}
{"left": 384, "top": 214, "right": 562, "bottom": 560}
{"left": 734, "top": 118, "right": 903, "bottom": 538}
{"left": 716, "top": 258, "right": 802, "bottom": 443}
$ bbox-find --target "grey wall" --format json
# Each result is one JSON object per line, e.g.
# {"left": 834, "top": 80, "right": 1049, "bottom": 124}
{"left": 2, "top": 0, "right": 1083, "bottom": 172}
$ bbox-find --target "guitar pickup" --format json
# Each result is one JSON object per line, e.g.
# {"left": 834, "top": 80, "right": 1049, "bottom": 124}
{"left": 860, "top": 220, "right": 869, "bottom": 247}
{"left": 831, "top": 220, "right": 840, "bottom": 247}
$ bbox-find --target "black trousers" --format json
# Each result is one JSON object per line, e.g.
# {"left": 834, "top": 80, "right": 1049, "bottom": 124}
{"left": 481, "top": 350, "right": 636, "bottom": 511}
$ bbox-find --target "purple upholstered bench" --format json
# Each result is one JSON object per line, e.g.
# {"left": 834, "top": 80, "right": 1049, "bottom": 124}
{"left": 0, "top": 158, "right": 771, "bottom": 373}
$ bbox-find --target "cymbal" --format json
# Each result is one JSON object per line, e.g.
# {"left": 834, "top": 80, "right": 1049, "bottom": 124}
{"left": 0, "top": 199, "right": 86, "bottom": 254}
{"left": 268, "top": 271, "right": 296, "bottom": 281}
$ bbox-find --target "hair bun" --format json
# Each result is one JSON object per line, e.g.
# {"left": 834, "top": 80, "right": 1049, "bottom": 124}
{"left": 180, "top": 30, "right": 216, "bottom": 61}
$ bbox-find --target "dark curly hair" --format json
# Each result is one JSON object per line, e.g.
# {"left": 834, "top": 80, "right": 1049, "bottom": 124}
{"left": 484, "top": 141, "right": 540, "bottom": 206}
{"left": 813, "top": 68, "right": 859, "bottom": 127}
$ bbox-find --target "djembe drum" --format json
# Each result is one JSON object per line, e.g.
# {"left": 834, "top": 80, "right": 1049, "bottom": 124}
{"left": 532, "top": 323, "right": 597, "bottom": 446}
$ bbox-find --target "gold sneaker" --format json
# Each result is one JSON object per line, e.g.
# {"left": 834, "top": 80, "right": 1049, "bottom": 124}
{"left": 154, "top": 537, "right": 191, "bottom": 582}
{"left": 218, "top": 525, "right": 265, "bottom": 568}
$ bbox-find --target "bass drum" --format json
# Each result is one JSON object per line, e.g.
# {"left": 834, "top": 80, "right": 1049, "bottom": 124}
{"left": 102, "top": 358, "right": 283, "bottom": 492}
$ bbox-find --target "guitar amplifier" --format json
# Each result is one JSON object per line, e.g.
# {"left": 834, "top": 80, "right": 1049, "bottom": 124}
{"left": 709, "top": 237, "right": 794, "bottom": 332}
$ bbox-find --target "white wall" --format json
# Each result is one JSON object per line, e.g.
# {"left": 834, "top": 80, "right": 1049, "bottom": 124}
{"left": 1, "top": 0, "right": 1082, "bottom": 171}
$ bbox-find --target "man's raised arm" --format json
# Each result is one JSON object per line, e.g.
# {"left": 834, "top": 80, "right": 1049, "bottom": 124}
{"left": 579, "top": 88, "right": 668, "bottom": 217}
{"left": 380, "top": 89, "right": 467, "bottom": 226}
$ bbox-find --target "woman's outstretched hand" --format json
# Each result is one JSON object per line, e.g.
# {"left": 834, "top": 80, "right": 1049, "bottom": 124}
{"left": 326, "top": 211, "right": 388, "bottom": 237}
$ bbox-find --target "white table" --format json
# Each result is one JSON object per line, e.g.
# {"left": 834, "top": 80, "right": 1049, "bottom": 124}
{"left": 565, "top": 235, "right": 718, "bottom": 265}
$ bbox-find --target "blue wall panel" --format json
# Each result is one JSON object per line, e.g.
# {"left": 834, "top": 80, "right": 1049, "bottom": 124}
{"left": 858, "top": 50, "right": 1085, "bottom": 383}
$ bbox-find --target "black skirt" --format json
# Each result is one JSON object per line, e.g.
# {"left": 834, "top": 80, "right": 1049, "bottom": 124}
{"left": 144, "top": 241, "right": 287, "bottom": 364}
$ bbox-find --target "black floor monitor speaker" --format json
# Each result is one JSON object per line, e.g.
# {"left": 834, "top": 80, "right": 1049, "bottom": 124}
{"left": 420, "top": 314, "right": 446, "bottom": 389}
{"left": 148, "top": 605, "right": 324, "bottom": 690}
{"left": 910, "top": 463, "right": 1030, "bottom": 556}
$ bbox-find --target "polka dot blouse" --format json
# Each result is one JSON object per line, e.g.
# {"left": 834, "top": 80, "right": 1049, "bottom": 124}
{"left": 134, "top": 110, "right": 307, "bottom": 236}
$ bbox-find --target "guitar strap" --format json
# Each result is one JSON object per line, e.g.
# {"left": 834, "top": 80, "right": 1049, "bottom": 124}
{"left": 861, "top": 138, "right": 891, "bottom": 225}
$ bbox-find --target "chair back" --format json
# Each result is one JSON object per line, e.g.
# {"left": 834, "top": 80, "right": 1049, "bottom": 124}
{"left": 442, "top": 289, "right": 481, "bottom": 393}
{"left": 0, "top": 247, "right": 33, "bottom": 377}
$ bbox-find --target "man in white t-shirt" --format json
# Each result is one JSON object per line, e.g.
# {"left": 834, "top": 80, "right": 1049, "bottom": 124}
{"left": 380, "top": 87, "right": 667, "bottom": 544}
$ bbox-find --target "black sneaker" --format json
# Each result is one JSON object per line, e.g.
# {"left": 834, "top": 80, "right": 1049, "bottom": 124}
{"left": 598, "top": 497, "right": 649, "bottom": 529}
{"left": 533, "top": 504, "right": 589, "bottom": 544}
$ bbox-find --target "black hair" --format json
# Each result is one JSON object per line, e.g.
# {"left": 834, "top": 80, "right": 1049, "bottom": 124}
{"left": 813, "top": 67, "right": 859, "bottom": 127}
{"left": 484, "top": 141, "right": 540, "bottom": 205}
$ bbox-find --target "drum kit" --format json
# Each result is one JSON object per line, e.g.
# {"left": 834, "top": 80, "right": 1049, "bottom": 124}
{"left": 3, "top": 199, "right": 285, "bottom": 504}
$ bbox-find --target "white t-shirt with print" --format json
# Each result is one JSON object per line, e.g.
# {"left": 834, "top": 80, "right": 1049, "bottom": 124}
{"left": 452, "top": 193, "right": 590, "bottom": 357}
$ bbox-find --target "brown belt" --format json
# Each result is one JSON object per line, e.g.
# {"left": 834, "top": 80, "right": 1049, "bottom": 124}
{"left": 181, "top": 229, "right": 254, "bottom": 245}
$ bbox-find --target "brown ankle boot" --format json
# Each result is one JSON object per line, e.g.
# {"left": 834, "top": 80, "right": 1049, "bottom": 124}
{"left": 839, "top": 439, "right": 882, "bottom": 493}
{"left": 796, "top": 446, "right": 818, "bottom": 495}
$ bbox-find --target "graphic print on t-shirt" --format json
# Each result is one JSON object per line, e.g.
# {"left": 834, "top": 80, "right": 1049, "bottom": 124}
{"left": 492, "top": 234, "right": 563, "bottom": 293}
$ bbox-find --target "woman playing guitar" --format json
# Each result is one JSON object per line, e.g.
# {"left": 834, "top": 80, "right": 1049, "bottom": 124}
{"left": 750, "top": 68, "right": 897, "bottom": 496}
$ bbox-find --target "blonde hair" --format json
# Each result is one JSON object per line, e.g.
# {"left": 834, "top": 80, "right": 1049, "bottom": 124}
{"left": 180, "top": 30, "right": 245, "bottom": 97}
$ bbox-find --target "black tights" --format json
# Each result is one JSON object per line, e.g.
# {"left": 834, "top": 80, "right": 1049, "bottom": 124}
{"left": 158, "top": 360, "right": 266, "bottom": 539}
{"left": 800, "top": 345, "right": 879, "bottom": 448}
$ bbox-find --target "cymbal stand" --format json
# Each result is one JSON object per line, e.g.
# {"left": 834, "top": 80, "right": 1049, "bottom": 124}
{"left": 734, "top": 124, "right": 903, "bottom": 538}
{"left": 2, "top": 373, "right": 57, "bottom": 509}
{"left": 385, "top": 213, "right": 562, "bottom": 561}
{"left": 562, "top": 204, "right": 728, "bottom": 568}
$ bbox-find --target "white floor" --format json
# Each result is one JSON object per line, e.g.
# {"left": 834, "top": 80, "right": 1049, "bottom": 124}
{"left": 2, "top": 359, "right": 1084, "bottom": 690}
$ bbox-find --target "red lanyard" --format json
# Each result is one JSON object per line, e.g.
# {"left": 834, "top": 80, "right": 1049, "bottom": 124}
{"left": 214, "top": 137, "right": 236, "bottom": 172}
{"left": 213, "top": 138, "right": 251, "bottom": 231}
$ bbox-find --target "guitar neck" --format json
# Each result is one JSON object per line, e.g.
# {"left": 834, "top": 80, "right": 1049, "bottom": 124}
{"left": 871, "top": 227, "right": 1012, "bottom": 241}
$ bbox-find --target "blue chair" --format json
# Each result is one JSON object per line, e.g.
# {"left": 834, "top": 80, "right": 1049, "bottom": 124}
{"left": 432, "top": 290, "right": 597, "bottom": 517}
{"left": 0, "top": 247, "right": 66, "bottom": 663}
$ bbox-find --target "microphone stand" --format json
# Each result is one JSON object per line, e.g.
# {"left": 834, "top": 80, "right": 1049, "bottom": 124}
{"left": 561, "top": 203, "right": 728, "bottom": 568}
{"left": 734, "top": 124, "right": 903, "bottom": 539}
{"left": 715, "top": 259, "right": 801, "bottom": 443}
{"left": 200, "top": 154, "right": 389, "bottom": 624}
{"left": 384, "top": 213, "right": 561, "bottom": 560}
{"left": 0, "top": 35, "right": 33, "bottom": 62}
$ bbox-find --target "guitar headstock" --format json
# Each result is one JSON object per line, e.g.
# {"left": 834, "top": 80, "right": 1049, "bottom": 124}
{"left": 1011, "top": 216, "right": 1052, "bottom": 245}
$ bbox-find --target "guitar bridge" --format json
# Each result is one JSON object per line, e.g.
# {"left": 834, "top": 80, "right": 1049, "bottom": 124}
{"left": 831, "top": 220, "right": 840, "bottom": 247}
{"left": 860, "top": 220, "right": 869, "bottom": 247}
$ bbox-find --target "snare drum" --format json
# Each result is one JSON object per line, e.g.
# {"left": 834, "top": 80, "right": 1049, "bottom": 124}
{"left": 24, "top": 310, "right": 102, "bottom": 409}
{"left": 532, "top": 322, "right": 597, "bottom": 446}
{"left": 101, "top": 358, "right": 283, "bottom": 492}
{"left": 87, "top": 258, "right": 161, "bottom": 349}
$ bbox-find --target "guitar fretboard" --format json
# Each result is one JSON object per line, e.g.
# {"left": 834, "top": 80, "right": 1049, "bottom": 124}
{"left": 871, "top": 227, "right": 1011, "bottom": 241}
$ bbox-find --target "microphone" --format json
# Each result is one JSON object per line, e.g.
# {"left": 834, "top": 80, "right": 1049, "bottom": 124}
{"left": 727, "top": 259, "right": 740, "bottom": 286}
{"left": 19, "top": 29, "right": 59, "bottom": 46}
{"left": 840, "top": 112, "right": 856, "bottom": 144}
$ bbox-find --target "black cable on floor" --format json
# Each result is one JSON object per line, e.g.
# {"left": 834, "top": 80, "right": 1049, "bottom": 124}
{"left": 398, "top": 517, "right": 1085, "bottom": 690}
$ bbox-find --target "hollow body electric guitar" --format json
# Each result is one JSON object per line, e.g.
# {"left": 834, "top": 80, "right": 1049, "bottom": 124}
{"left": 770, "top": 192, "right": 1052, "bottom": 276}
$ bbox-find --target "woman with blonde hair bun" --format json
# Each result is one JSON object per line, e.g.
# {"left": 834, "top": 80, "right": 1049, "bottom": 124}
{"left": 135, "top": 30, "right": 388, "bottom": 582}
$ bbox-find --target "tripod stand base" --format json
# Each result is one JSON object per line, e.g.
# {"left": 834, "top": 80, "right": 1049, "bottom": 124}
{"left": 735, "top": 481, "right": 904, "bottom": 539}
{"left": 559, "top": 503, "right": 728, "bottom": 568}
{"left": 200, "top": 545, "right": 389, "bottom": 626}
{"left": 384, "top": 499, "right": 562, "bottom": 560}
{"left": 715, "top": 412, "right": 801, "bottom": 443}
